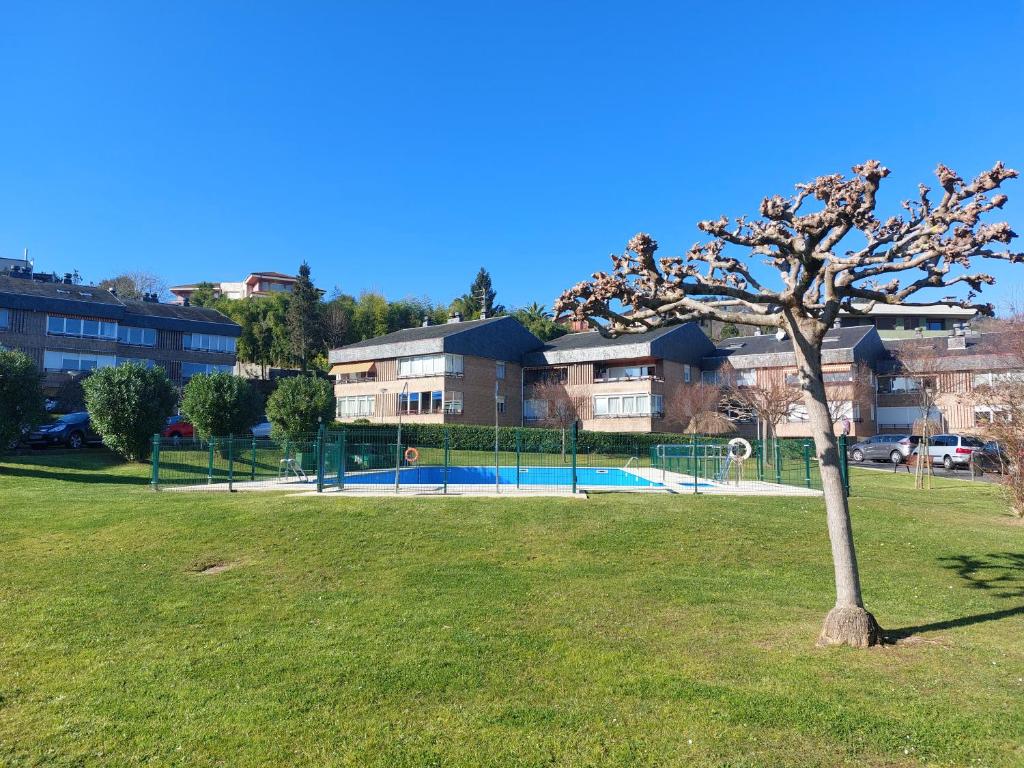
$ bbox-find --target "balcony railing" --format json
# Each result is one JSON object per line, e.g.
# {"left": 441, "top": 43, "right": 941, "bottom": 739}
{"left": 592, "top": 410, "right": 666, "bottom": 419}
{"left": 443, "top": 402, "right": 464, "bottom": 415}
{"left": 593, "top": 374, "right": 664, "bottom": 384}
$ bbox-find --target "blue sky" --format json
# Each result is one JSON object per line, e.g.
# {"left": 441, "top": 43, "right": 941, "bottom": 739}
{"left": 2, "top": 2, "right": 1023, "bottom": 311}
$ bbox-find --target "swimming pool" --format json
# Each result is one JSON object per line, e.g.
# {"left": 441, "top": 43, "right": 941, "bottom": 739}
{"left": 341, "top": 465, "right": 672, "bottom": 488}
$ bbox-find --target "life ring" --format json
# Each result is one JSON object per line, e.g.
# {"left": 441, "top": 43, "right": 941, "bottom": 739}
{"left": 728, "top": 437, "right": 752, "bottom": 461}
{"left": 404, "top": 447, "right": 419, "bottom": 463}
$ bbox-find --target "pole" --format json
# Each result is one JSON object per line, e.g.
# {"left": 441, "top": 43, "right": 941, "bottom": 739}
{"left": 250, "top": 436, "right": 257, "bottom": 482}
{"left": 515, "top": 429, "right": 521, "bottom": 490}
{"left": 227, "top": 434, "right": 234, "bottom": 492}
{"left": 774, "top": 439, "right": 782, "bottom": 485}
{"left": 839, "top": 433, "right": 850, "bottom": 497}
{"left": 150, "top": 434, "right": 160, "bottom": 490}
{"left": 316, "top": 421, "right": 325, "bottom": 493}
{"left": 338, "top": 428, "right": 346, "bottom": 490}
{"left": 395, "top": 383, "right": 407, "bottom": 494}
{"left": 494, "top": 379, "right": 500, "bottom": 494}
{"left": 692, "top": 432, "right": 698, "bottom": 494}
{"left": 803, "top": 440, "right": 811, "bottom": 488}
{"left": 443, "top": 428, "right": 449, "bottom": 495}
{"left": 207, "top": 437, "right": 215, "bottom": 485}
{"left": 570, "top": 420, "right": 578, "bottom": 494}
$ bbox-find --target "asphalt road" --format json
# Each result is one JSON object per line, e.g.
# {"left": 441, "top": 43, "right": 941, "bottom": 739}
{"left": 849, "top": 460, "right": 1002, "bottom": 484}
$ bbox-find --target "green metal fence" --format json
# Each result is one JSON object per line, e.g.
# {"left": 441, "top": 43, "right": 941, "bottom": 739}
{"left": 151, "top": 425, "right": 841, "bottom": 495}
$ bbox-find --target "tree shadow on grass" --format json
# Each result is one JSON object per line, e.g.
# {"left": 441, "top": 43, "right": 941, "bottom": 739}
{"left": 885, "top": 552, "right": 1024, "bottom": 641}
{"left": 0, "top": 451, "right": 149, "bottom": 485}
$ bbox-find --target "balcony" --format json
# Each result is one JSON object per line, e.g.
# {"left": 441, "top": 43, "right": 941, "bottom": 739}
{"left": 593, "top": 374, "right": 663, "bottom": 384}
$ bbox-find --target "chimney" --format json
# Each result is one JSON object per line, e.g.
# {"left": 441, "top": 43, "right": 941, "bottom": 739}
{"left": 480, "top": 309, "right": 487, "bottom": 320}
{"left": 182, "top": 297, "right": 190, "bottom": 307}
{"left": 948, "top": 334, "right": 967, "bottom": 350}
{"left": 422, "top": 316, "right": 430, "bottom": 327}
{"left": 63, "top": 273, "right": 73, "bottom": 285}
{"left": 448, "top": 312, "right": 461, "bottom": 324}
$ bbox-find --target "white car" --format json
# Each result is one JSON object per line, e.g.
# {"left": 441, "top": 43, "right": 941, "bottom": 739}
{"left": 250, "top": 419, "right": 272, "bottom": 438}
{"left": 913, "top": 433, "right": 986, "bottom": 470}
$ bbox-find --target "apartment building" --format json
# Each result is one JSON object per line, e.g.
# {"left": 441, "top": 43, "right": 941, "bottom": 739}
{"left": 328, "top": 316, "right": 543, "bottom": 426}
{"left": 874, "top": 333, "right": 1016, "bottom": 433}
{"left": 169, "top": 271, "right": 298, "bottom": 305}
{"left": 837, "top": 302, "right": 977, "bottom": 338}
{"left": 521, "top": 324, "right": 715, "bottom": 432}
{"left": 700, "top": 326, "right": 888, "bottom": 439}
{"left": 0, "top": 275, "right": 240, "bottom": 392}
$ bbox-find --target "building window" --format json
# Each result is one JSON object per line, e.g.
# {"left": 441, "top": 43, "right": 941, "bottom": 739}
{"left": 684, "top": 364, "right": 692, "bottom": 384}
{"left": 184, "top": 333, "right": 237, "bottom": 353}
{"left": 524, "top": 399, "right": 548, "bottom": 421}
{"left": 596, "top": 364, "right": 657, "bottom": 382}
{"left": 926, "top": 319, "right": 945, "bottom": 331}
{"left": 702, "top": 370, "right": 720, "bottom": 385}
{"left": 878, "top": 376, "right": 924, "bottom": 394}
{"left": 43, "top": 350, "right": 117, "bottom": 372}
{"left": 336, "top": 395, "right": 375, "bottom": 419}
{"left": 444, "top": 391, "right": 464, "bottom": 414}
{"left": 115, "top": 358, "right": 155, "bottom": 369}
{"left": 46, "top": 315, "right": 118, "bottom": 340}
{"left": 734, "top": 369, "right": 756, "bottom": 387}
{"left": 496, "top": 361, "right": 506, "bottom": 380}
{"left": 0, "top": 307, "right": 9, "bottom": 329}
{"left": 399, "top": 390, "right": 444, "bottom": 414}
{"left": 593, "top": 393, "right": 664, "bottom": 417}
{"left": 397, "top": 353, "right": 463, "bottom": 378}
{"left": 117, "top": 326, "right": 158, "bottom": 347}
{"left": 496, "top": 395, "right": 506, "bottom": 414}
{"left": 787, "top": 404, "right": 810, "bottom": 422}
{"left": 181, "top": 362, "right": 234, "bottom": 382}
{"left": 524, "top": 367, "right": 567, "bottom": 385}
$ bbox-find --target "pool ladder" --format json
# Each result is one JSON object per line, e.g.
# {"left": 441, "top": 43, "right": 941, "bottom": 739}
{"left": 623, "top": 456, "right": 639, "bottom": 471}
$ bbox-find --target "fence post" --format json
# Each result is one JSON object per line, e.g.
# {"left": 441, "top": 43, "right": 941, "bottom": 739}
{"left": 250, "top": 436, "right": 257, "bottom": 482}
{"left": 207, "top": 437, "right": 215, "bottom": 485}
{"left": 570, "top": 421, "right": 578, "bottom": 494}
{"left": 227, "top": 434, "right": 235, "bottom": 492}
{"left": 774, "top": 439, "right": 782, "bottom": 485}
{"left": 515, "top": 429, "right": 521, "bottom": 489}
{"left": 757, "top": 440, "right": 764, "bottom": 482}
{"left": 394, "top": 423, "right": 402, "bottom": 494}
{"left": 803, "top": 440, "right": 811, "bottom": 488}
{"left": 150, "top": 434, "right": 160, "bottom": 490}
{"left": 337, "top": 428, "right": 345, "bottom": 490}
{"left": 443, "top": 427, "right": 449, "bottom": 495}
{"left": 839, "top": 434, "right": 850, "bottom": 497}
{"left": 316, "top": 422, "right": 325, "bottom": 493}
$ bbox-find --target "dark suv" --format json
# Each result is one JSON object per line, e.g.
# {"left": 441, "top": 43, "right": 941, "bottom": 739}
{"left": 26, "top": 412, "right": 101, "bottom": 449}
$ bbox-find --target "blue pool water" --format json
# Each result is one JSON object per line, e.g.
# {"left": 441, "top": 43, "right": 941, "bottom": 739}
{"left": 341, "top": 465, "right": 710, "bottom": 488}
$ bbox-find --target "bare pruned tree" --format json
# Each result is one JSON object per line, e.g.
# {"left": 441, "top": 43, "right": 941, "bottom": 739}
{"left": 968, "top": 318, "right": 1024, "bottom": 516}
{"left": 666, "top": 379, "right": 733, "bottom": 435}
{"left": 555, "top": 160, "right": 1022, "bottom": 647}
{"left": 525, "top": 377, "right": 578, "bottom": 461}
{"left": 825, "top": 362, "right": 876, "bottom": 428}
{"left": 890, "top": 341, "right": 947, "bottom": 488}
{"left": 98, "top": 271, "right": 168, "bottom": 301}
{"left": 724, "top": 371, "right": 802, "bottom": 446}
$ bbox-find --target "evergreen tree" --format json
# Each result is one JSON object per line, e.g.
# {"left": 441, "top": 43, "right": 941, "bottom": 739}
{"left": 286, "top": 262, "right": 325, "bottom": 372}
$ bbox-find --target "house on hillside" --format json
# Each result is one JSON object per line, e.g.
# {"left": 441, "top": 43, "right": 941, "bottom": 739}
{"left": 170, "top": 271, "right": 298, "bottom": 305}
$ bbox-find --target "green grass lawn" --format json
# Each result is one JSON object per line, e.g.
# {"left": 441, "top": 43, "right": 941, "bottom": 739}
{"left": 1, "top": 451, "right": 1021, "bottom": 767}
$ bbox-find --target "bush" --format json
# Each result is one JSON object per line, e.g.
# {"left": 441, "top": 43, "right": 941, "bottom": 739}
{"left": 0, "top": 350, "right": 45, "bottom": 451}
{"left": 265, "top": 375, "right": 334, "bottom": 438}
{"left": 180, "top": 372, "right": 263, "bottom": 438}
{"left": 82, "top": 364, "right": 178, "bottom": 460}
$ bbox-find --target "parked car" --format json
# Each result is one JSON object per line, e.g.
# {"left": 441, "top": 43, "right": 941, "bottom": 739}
{"left": 161, "top": 415, "right": 194, "bottom": 443}
{"left": 250, "top": 418, "right": 272, "bottom": 438}
{"left": 848, "top": 434, "right": 920, "bottom": 464}
{"left": 25, "top": 411, "right": 101, "bottom": 449}
{"left": 912, "top": 433, "right": 987, "bottom": 470}
{"left": 972, "top": 441, "right": 1011, "bottom": 474}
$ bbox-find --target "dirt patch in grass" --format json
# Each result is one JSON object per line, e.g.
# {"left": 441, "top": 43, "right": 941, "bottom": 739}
{"left": 187, "top": 557, "right": 240, "bottom": 575}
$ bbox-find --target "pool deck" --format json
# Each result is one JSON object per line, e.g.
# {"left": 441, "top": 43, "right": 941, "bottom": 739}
{"left": 163, "top": 465, "right": 822, "bottom": 497}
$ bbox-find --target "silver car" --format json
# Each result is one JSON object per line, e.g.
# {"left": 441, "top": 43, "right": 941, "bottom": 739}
{"left": 848, "top": 434, "right": 918, "bottom": 464}
{"left": 913, "top": 433, "right": 986, "bottom": 470}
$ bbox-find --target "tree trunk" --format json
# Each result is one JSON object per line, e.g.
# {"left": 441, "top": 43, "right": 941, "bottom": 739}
{"left": 790, "top": 324, "right": 882, "bottom": 648}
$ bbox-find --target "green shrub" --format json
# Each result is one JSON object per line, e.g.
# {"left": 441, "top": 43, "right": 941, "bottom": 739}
{"left": 82, "top": 364, "right": 177, "bottom": 460}
{"left": 0, "top": 349, "right": 45, "bottom": 451}
{"left": 180, "top": 372, "right": 263, "bottom": 438}
{"left": 265, "top": 375, "right": 334, "bottom": 438}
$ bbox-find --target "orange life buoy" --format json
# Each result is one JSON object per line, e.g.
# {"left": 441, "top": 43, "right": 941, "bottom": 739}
{"left": 404, "top": 447, "right": 419, "bottom": 463}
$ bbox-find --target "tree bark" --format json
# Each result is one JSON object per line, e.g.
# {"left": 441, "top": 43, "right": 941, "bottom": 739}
{"left": 790, "top": 322, "right": 882, "bottom": 648}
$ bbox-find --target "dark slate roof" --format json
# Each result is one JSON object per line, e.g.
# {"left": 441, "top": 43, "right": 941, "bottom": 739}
{"left": 702, "top": 325, "right": 881, "bottom": 369}
{"left": 329, "top": 316, "right": 544, "bottom": 363}
{"left": 522, "top": 322, "right": 715, "bottom": 366}
{"left": 877, "top": 333, "right": 1015, "bottom": 373}
{"left": 0, "top": 276, "right": 240, "bottom": 335}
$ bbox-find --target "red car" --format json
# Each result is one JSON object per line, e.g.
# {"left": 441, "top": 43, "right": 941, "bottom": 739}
{"left": 162, "top": 415, "right": 194, "bottom": 442}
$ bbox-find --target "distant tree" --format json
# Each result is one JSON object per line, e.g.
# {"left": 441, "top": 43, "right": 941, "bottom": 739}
{"left": 513, "top": 306, "right": 568, "bottom": 342}
{"left": 324, "top": 292, "right": 358, "bottom": 349}
{"left": 265, "top": 375, "right": 334, "bottom": 438}
{"left": 526, "top": 378, "right": 577, "bottom": 461}
{"left": 556, "top": 160, "right": 1023, "bottom": 648}
{"left": 891, "top": 340, "right": 947, "bottom": 488}
{"left": 189, "top": 282, "right": 219, "bottom": 307}
{"left": 352, "top": 292, "right": 390, "bottom": 340}
{"left": 98, "top": 271, "right": 168, "bottom": 301}
{"left": 666, "top": 380, "right": 732, "bottom": 435}
{"left": 452, "top": 267, "right": 504, "bottom": 320}
{"left": 0, "top": 350, "right": 45, "bottom": 452}
{"left": 719, "top": 323, "right": 740, "bottom": 340}
{"left": 82, "top": 364, "right": 177, "bottom": 461}
{"left": 180, "top": 372, "right": 263, "bottom": 438}
{"left": 286, "top": 262, "right": 325, "bottom": 372}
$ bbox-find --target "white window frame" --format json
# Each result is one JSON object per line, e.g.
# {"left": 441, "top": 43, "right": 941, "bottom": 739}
{"left": 443, "top": 390, "right": 464, "bottom": 414}
{"left": 684, "top": 364, "right": 692, "bottom": 384}
{"left": 46, "top": 315, "right": 118, "bottom": 340}
{"left": 593, "top": 393, "right": 664, "bottom": 418}
{"left": 43, "top": 350, "right": 117, "bottom": 372}
{"left": 336, "top": 395, "right": 376, "bottom": 419}
{"left": 496, "top": 361, "right": 506, "bottom": 380}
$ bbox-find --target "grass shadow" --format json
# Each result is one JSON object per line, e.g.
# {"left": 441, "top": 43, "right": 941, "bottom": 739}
{"left": 886, "top": 552, "right": 1024, "bottom": 640}
{"left": 0, "top": 450, "right": 149, "bottom": 485}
